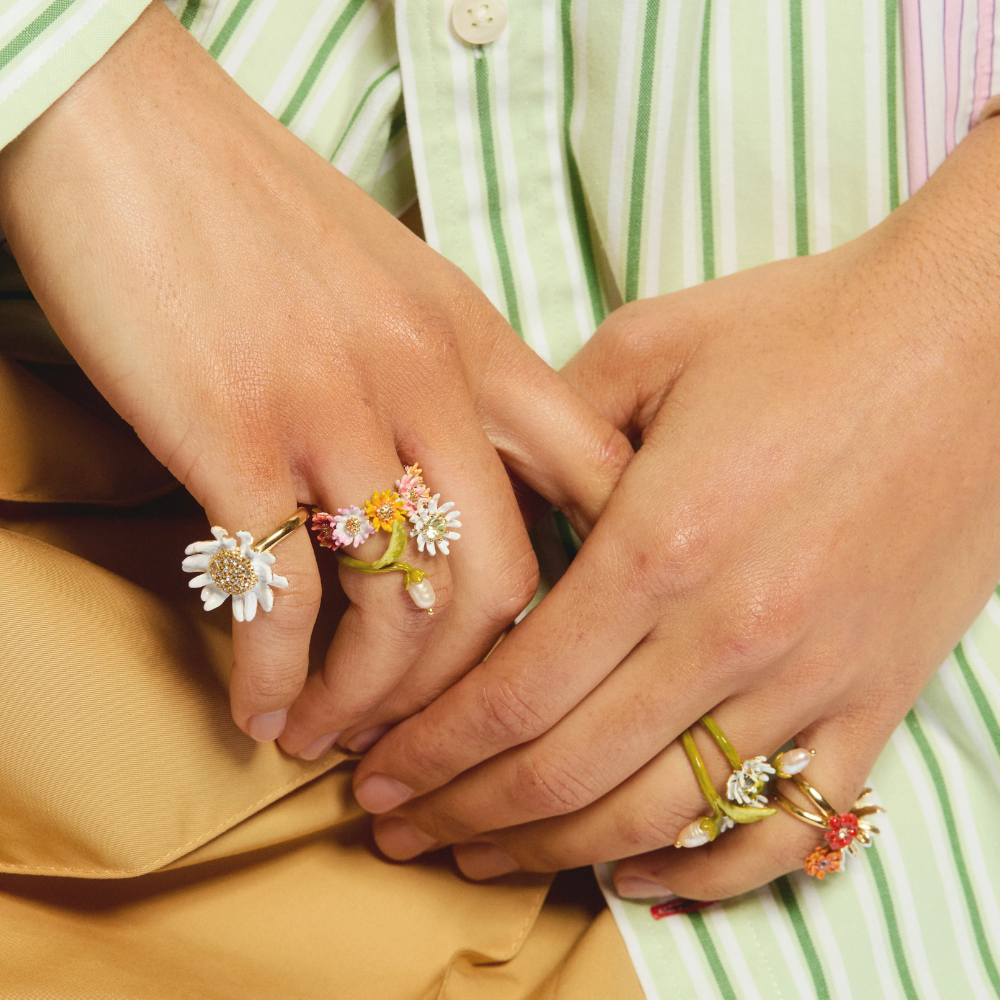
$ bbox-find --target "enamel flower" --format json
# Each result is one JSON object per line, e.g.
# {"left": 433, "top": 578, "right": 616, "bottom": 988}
{"left": 804, "top": 845, "right": 842, "bottom": 879}
{"left": 365, "top": 490, "right": 406, "bottom": 532}
{"left": 332, "top": 505, "right": 374, "bottom": 547}
{"left": 396, "top": 471, "right": 428, "bottom": 514}
{"left": 182, "top": 527, "right": 288, "bottom": 622}
{"left": 726, "top": 756, "right": 776, "bottom": 808}
{"left": 409, "top": 494, "right": 461, "bottom": 556}
{"left": 310, "top": 511, "right": 341, "bottom": 551}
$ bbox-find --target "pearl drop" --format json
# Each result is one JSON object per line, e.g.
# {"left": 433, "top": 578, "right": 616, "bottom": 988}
{"left": 779, "top": 748, "right": 814, "bottom": 775}
{"left": 408, "top": 578, "right": 436, "bottom": 609}
{"left": 675, "top": 819, "right": 711, "bottom": 849}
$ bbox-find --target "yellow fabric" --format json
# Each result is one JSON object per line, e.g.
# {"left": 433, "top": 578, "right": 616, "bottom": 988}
{"left": 0, "top": 336, "right": 643, "bottom": 998}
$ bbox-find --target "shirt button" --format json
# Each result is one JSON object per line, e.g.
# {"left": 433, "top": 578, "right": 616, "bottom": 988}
{"left": 451, "top": 0, "right": 508, "bottom": 45}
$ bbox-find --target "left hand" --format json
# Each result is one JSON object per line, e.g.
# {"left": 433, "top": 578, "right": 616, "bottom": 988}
{"left": 345, "top": 115, "right": 1000, "bottom": 900}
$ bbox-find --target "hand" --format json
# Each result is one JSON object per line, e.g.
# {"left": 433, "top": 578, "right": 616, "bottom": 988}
{"left": 350, "top": 115, "right": 1000, "bottom": 899}
{"left": 0, "top": 4, "right": 628, "bottom": 752}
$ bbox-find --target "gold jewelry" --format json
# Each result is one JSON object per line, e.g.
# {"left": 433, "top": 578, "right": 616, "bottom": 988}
{"left": 182, "top": 508, "right": 310, "bottom": 622}
{"left": 775, "top": 773, "right": 883, "bottom": 879}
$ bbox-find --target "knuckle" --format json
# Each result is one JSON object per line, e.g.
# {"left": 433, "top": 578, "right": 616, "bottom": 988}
{"left": 242, "top": 663, "right": 306, "bottom": 703}
{"left": 511, "top": 749, "right": 599, "bottom": 817}
{"left": 626, "top": 507, "right": 717, "bottom": 605}
{"left": 710, "top": 575, "right": 809, "bottom": 675}
{"left": 478, "top": 674, "right": 548, "bottom": 746}
{"left": 479, "top": 543, "right": 540, "bottom": 627}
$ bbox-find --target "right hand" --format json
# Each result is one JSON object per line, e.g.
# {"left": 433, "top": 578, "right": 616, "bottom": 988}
{"left": 0, "top": 3, "right": 629, "bottom": 754}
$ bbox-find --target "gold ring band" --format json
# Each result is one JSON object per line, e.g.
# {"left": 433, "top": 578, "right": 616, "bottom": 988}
{"left": 255, "top": 508, "right": 311, "bottom": 553}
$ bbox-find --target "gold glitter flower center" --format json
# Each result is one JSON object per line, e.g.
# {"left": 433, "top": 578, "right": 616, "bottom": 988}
{"left": 209, "top": 549, "right": 258, "bottom": 596}
{"left": 345, "top": 516, "right": 363, "bottom": 534}
{"left": 376, "top": 502, "right": 397, "bottom": 522}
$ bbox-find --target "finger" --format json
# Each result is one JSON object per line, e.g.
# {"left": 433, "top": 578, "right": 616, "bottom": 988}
{"left": 278, "top": 449, "right": 443, "bottom": 756}
{"left": 466, "top": 300, "right": 633, "bottom": 538}
{"left": 373, "top": 690, "right": 807, "bottom": 864}
{"left": 331, "top": 403, "right": 545, "bottom": 750}
{"left": 352, "top": 437, "right": 706, "bottom": 812}
{"left": 196, "top": 465, "right": 321, "bottom": 743}
{"left": 352, "top": 462, "right": 666, "bottom": 811}
{"left": 560, "top": 298, "right": 701, "bottom": 437}
{"left": 612, "top": 714, "right": 883, "bottom": 901}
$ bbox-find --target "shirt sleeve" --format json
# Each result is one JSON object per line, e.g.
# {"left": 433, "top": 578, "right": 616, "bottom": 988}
{"left": 0, "top": 0, "right": 151, "bottom": 151}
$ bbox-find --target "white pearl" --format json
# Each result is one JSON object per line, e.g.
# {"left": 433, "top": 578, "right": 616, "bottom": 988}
{"left": 779, "top": 748, "right": 814, "bottom": 775}
{"left": 675, "top": 819, "right": 711, "bottom": 849}
{"left": 408, "top": 578, "right": 436, "bottom": 610}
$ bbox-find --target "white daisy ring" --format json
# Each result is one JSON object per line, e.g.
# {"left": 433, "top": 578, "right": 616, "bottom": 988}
{"left": 182, "top": 509, "right": 307, "bottom": 622}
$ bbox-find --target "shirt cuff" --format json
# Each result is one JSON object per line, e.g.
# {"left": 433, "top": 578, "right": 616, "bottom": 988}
{"left": 0, "top": 0, "right": 151, "bottom": 151}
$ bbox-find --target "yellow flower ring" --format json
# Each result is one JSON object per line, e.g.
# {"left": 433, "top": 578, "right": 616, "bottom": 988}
{"left": 309, "top": 465, "right": 461, "bottom": 615}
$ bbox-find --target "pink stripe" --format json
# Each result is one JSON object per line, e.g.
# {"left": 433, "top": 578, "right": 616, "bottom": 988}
{"left": 971, "top": 0, "right": 995, "bottom": 124}
{"left": 901, "top": 0, "right": 930, "bottom": 190}
{"left": 944, "top": 0, "right": 964, "bottom": 152}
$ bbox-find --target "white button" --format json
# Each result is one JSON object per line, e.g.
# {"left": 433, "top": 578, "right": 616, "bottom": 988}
{"left": 451, "top": 0, "right": 508, "bottom": 45}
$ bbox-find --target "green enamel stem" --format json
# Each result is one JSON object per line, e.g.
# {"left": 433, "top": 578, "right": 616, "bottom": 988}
{"left": 373, "top": 520, "right": 409, "bottom": 568}
{"left": 681, "top": 730, "right": 727, "bottom": 824}
{"left": 700, "top": 713, "right": 742, "bottom": 770}
{"left": 334, "top": 520, "right": 413, "bottom": 578}
{"left": 682, "top": 730, "right": 776, "bottom": 827}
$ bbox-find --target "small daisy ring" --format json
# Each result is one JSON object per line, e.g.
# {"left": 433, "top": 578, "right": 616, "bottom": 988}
{"left": 182, "top": 508, "right": 309, "bottom": 622}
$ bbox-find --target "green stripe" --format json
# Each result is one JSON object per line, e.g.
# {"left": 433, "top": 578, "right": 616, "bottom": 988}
{"left": 866, "top": 841, "right": 921, "bottom": 1000}
{"left": 954, "top": 642, "right": 1000, "bottom": 761}
{"left": 207, "top": 0, "right": 254, "bottom": 60}
{"left": 905, "top": 710, "right": 1000, "bottom": 994}
{"left": 696, "top": 0, "right": 715, "bottom": 282}
{"left": 179, "top": 0, "right": 201, "bottom": 31}
{"left": 623, "top": 0, "right": 661, "bottom": 302}
{"left": 788, "top": 0, "right": 809, "bottom": 255}
{"left": 473, "top": 52, "right": 523, "bottom": 337}
{"left": 331, "top": 65, "right": 399, "bottom": 161}
{"left": 560, "top": 0, "right": 605, "bottom": 326}
{"left": 0, "top": 0, "right": 73, "bottom": 72}
{"left": 278, "top": 0, "right": 366, "bottom": 127}
{"left": 389, "top": 109, "right": 407, "bottom": 140}
{"left": 774, "top": 877, "right": 831, "bottom": 1000}
{"left": 688, "top": 911, "right": 737, "bottom": 1000}
{"left": 885, "top": 0, "right": 900, "bottom": 210}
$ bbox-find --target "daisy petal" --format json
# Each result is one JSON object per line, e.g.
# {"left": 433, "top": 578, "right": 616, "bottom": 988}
{"left": 185, "top": 540, "right": 222, "bottom": 556}
{"left": 211, "top": 526, "right": 228, "bottom": 540}
{"left": 270, "top": 574, "right": 289, "bottom": 589}
{"left": 231, "top": 595, "right": 245, "bottom": 622}
{"left": 437, "top": 540, "right": 449, "bottom": 555}
{"left": 182, "top": 554, "right": 211, "bottom": 572}
{"left": 188, "top": 573, "right": 211, "bottom": 588}
{"left": 242, "top": 590, "right": 258, "bottom": 621}
{"left": 257, "top": 585, "right": 274, "bottom": 612}
{"left": 202, "top": 587, "right": 229, "bottom": 612}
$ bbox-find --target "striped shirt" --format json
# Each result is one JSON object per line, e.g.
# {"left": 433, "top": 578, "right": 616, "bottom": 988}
{"left": 3, "top": 2, "right": 1000, "bottom": 997}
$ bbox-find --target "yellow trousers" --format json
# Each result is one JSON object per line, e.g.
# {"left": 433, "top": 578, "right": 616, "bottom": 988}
{"left": 0, "top": 349, "right": 642, "bottom": 999}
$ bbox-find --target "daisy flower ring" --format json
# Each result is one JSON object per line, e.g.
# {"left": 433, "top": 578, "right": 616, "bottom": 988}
{"left": 182, "top": 508, "right": 309, "bottom": 622}
{"left": 308, "top": 464, "right": 461, "bottom": 615}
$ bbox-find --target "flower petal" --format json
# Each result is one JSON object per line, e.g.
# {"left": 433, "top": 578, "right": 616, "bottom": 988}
{"left": 236, "top": 530, "right": 254, "bottom": 557}
{"left": 257, "top": 584, "right": 274, "bottom": 612}
{"left": 211, "top": 526, "right": 229, "bottom": 541}
{"left": 202, "top": 587, "right": 229, "bottom": 612}
{"left": 231, "top": 595, "right": 245, "bottom": 622}
{"left": 185, "top": 540, "right": 221, "bottom": 556}
{"left": 242, "top": 590, "right": 258, "bottom": 621}
{"left": 182, "top": 554, "right": 211, "bottom": 572}
{"left": 270, "top": 574, "right": 289, "bottom": 589}
{"left": 188, "top": 573, "right": 211, "bottom": 589}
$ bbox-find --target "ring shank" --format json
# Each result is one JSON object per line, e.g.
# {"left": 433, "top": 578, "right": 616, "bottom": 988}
{"left": 254, "top": 508, "right": 311, "bottom": 553}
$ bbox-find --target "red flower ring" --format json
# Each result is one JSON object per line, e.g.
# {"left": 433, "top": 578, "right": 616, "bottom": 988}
{"left": 825, "top": 812, "right": 860, "bottom": 851}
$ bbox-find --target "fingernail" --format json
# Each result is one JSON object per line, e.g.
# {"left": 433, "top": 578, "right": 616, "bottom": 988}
{"left": 247, "top": 708, "right": 287, "bottom": 743}
{"left": 343, "top": 725, "right": 389, "bottom": 753}
{"left": 616, "top": 877, "right": 671, "bottom": 900}
{"left": 373, "top": 817, "right": 437, "bottom": 860}
{"left": 298, "top": 732, "right": 342, "bottom": 761}
{"left": 454, "top": 842, "right": 521, "bottom": 880}
{"left": 355, "top": 774, "right": 414, "bottom": 813}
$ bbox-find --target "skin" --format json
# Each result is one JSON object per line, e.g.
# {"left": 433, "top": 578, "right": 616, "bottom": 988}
{"left": 352, "top": 113, "right": 1000, "bottom": 900}
{"left": 0, "top": 3, "right": 629, "bottom": 753}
